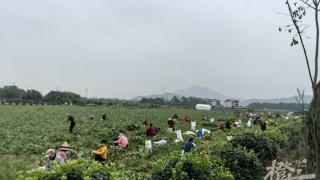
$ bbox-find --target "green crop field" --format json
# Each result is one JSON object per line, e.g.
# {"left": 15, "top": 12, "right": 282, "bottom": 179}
{"left": 0, "top": 105, "right": 303, "bottom": 179}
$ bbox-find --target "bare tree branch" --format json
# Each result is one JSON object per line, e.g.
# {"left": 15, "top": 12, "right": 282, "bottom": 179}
{"left": 287, "top": 0, "right": 315, "bottom": 90}
{"left": 300, "top": 0, "right": 317, "bottom": 9}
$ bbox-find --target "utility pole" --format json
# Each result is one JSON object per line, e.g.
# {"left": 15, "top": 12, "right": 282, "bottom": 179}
{"left": 163, "top": 88, "right": 165, "bottom": 101}
{"left": 85, "top": 89, "right": 88, "bottom": 98}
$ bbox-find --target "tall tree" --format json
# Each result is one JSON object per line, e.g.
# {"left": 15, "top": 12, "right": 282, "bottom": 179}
{"left": 283, "top": 0, "right": 320, "bottom": 176}
{"left": 23, "top": 90, "right": 43, "bottom": 102}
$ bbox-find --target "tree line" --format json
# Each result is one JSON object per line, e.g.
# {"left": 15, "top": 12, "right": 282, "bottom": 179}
{"left": 0, "top": 85, "right": 85, "bottom": 105}
{"left": 139, "top": 96, "right": 209, "bottom": 108}
{"left": 247, "top": 102, "right": 309, "bottom": 112}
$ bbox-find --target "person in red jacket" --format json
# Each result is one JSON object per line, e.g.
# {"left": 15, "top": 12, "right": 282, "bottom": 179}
{"left": 146, "top": 123, "right": 157, "bottom": 137}
{"left": 182, "top": 115, "right": 190, "bottom": 122}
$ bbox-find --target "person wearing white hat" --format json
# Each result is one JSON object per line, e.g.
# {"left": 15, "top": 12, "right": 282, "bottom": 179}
{"left": 45, "top": 149, "right": 64, "bottom": 170}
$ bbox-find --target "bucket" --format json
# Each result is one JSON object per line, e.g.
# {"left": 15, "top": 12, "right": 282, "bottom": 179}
{"left": 191, "top": 122, "right": 196, "bottom": 131}
{"left": 145, "top": 140, "right": 152, "bottom": 150}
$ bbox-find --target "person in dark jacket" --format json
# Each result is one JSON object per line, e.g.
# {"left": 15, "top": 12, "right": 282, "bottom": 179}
{"left": 172, "top": 114, "right": 179, "bottom": 120}
{"left": 225, "top": 121, "right": 231, "bottom": 129}
{"left": 146, "top": 123, "right": 157, "bottom": 137}
{"left": 260, "top": 121, "right": 267, "bottom": 131}
{"left": 183, "top": 138, "right": 196, "bottom": 153}
{"left": 101, "top": 113, "right": 107, "bottom": 120}
{"left": 67, "top": 115, "right": 76, "bottom": 133}
{"left": 167, "top": 117, "right": 175, "bottom": 131}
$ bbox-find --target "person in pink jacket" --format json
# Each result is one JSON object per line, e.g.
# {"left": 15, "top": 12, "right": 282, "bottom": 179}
{"left": 114, "top": 133, "right": 128, "bottom": 149}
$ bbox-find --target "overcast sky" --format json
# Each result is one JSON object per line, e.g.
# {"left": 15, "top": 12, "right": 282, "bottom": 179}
{"left": 0, "top": 0, "right": 315, "bottom": 99}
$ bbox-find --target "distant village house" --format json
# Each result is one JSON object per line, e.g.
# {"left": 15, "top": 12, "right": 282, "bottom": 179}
{"left": 224, "top": 99, "right": 239, "bottom": 108}
{"left": 208, "top": 99, "right": 221, "bottom": 107}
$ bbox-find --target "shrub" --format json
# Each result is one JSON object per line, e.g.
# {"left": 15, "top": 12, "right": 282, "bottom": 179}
{"left": 230, "top": 133, "right": 277, "bottom": 162}
{"left": 152, "top": 152, "right": 234, "bottom": 180}
{"left": 219, "top": 146, "right": 264, "bottom": 180}
{"left": 126, "top": 124, "right": 140, "bottom": 131}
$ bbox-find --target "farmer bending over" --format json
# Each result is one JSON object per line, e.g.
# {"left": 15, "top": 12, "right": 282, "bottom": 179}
{"left": 183, "top": 138, "right": 196, "bottom": 154}
{"left": 45, "top": 149, "right": 65, "bottom": 170}
{"left": 56, "top": 142, "right": 72, "bottom": 162}
{"left": 114, "top": 133, "right": 129, "bottom": 149}
{"left": 167, "top": 117, "right": 176, "bottom": 131}
{"left": 92, "top": 139, "right": 107, "bottom": 162}
{"left": 143, "top": 117, "right": 149, "bottom": 127}
{"left": 146, "top": 123, "right": 157, "bottom": 137}
{"left": 101, "top": 113, "right": 107, "bottom": 120}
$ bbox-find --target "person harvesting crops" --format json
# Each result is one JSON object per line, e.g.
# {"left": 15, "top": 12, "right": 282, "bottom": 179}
{"left": 114, "top": 133, "right": 128, "bottom": 149}
{"left": 45, "top": 149, "right": 65, "bottom": 170}
{"left": 92, "top": 139, "right": 107, "bottom": 162}
{"left": 56, "top": 142, "right": 72, "bottom": 162}
{"left": 67, "top": 115, "right": 76, "bottom": 133}
{"left": 260, "top": 120, "right": 267, "bottom": 131}
{"left": 146, "top": 123, "right": 157, "bottom": 137}
{"left": 143, "top": 117, "right": 149, "bottom": 127}
{"left": 167, "top": 117, "right": 175, "bottom": 131}
{"left": 182, "top": 115, "right": 190, "bottom": 122}
{"left": 183, "top": 138, "right": 196, "bottom": 154}
{"left": 172, "top": 113, "right": 179, "bottom": 120}
{"left": 101, "top": 113, "right": 107, "bottom": 120}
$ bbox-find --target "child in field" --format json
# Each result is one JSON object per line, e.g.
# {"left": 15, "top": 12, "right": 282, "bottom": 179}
{"left": 92, "top": 139, "right": 107, "bottom": 162}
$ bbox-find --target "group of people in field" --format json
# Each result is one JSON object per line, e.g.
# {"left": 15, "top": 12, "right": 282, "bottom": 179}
{"left": 44, "top": 110, "right": 283, "bottom": 170}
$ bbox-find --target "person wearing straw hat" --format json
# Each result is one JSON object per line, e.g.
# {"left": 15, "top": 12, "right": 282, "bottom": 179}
{"left": 45, "top": 149, "right": 65, "bottom": 170}
{"left": 57, "top": 142, "right": 72, "bottom": 161}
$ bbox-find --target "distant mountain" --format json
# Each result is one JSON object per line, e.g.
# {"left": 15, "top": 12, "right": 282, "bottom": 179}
{"left": 240, "top": 95, "right": 313, "bottom": 106}
{"left": 131, "top": 85, "right": 313, "bottom": 107}
{"left": 131, "top": 85, "right": 233, "bottom": 101}
{"left": 174, "top": 85, "right": 233, "bottom": 100}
